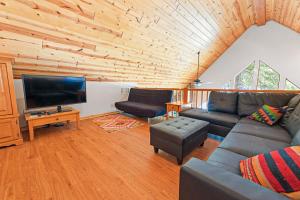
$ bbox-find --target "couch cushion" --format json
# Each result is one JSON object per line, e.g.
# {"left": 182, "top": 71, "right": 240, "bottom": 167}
{"left": 232, "top": 118, "right": 291, "bottom": 143}
{"left": 207, "top": 148, "right": 247, "bottom": 175}
{"left": 219, "top": 132, "right": 289, "bottom": 157}
{"left": 179, "top": 109, "right": 240, "bottom": 128}
{"left": 208, "top": 92, "right": 238, "bottom": 114}
{"left": 291, "top": 130, "right": 300, "bottom": 146}
{"left": 238, "top": 93, "right": 295, "bottom": 117}
{"left": 238, "top": 117, "right": 265, "bottom": 125}
{"left": 208, "top": 124, "right": 232, "bottom": 137}
{"left": 115, "top": 101, "right": 165, "bottom": 117}
{"left": 280, "top": 94, "right": 300, "bottom": 127}
{"left": 286, "top": 102, "right": 300, "bottom": 137}
{"left": 128, "top": 88, "right": 173, "bottom": 107}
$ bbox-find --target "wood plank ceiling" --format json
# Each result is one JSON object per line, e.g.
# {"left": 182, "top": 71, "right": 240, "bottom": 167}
{"left": 0, "top": 0, "right": 298, "bottom": 88}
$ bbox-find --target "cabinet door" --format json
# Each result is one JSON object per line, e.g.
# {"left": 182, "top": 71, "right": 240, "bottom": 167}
{"left": 0, "top": 118, "right": 19, "bottom": 142}
{"left": 0, "top": 63, "right": 13, "bottom": 116}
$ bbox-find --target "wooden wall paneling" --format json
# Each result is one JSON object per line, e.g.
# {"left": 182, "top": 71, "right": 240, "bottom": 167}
{"left": 266, "top": 0, "right": 274, "bottom": 20}
{"left": 190, "top": 0, "right": 235, "bottom": 45}
{"left": 0, "top": 22, "right": 96, "bottom": 50}
{"left": 13, "top": 62, "right": 195, "bottom": 82}
{"left": 2, "top": 0, "right": 202, "bottom": 70}
{"left": 219, "top": 0, "right": 247, "bottom": 35}
{"left": 159, "top": 0, "right": 226, "bottom": 49}
{"left": 174, "top": 0, "right": 231, "bottom": 47}
{"left": 14, "top": 58, "right": 193, "bottom": 80}
{"left": 46, "top": 0, "right": 96, "bottom": 20}
{"left": 283, "top": 0, "right": 297, "bottom": 27}
{"left": 111, "top": 0, "right": 216, "bottom": 54}
{"left": 1, "top": 1, "right": 202, "bottom": 69}
{"left": 12, "top": 56, "right": 194, "bottom": 82}
{"left": 15, "top": 0, "right": 123, "bottom": 38}
{"left": 278, "top": 0, "right": 291, "bottom": 24}
{"left": 87, "top": 0, "right": 204, "bottom": 57}
{"left": 0, "top": 0, "right": 299, "bottom": 87}
{"left": 0, "top": 34, "right": 197, "bottom": 78}
{"left": 203, "top": 0, "right": 240, "bottom": 38}
{"left": 12, "top": 53, "right": 194, "bottom": 79}
{"left": 232, "top": 0, "right": 251, "bottom": 29}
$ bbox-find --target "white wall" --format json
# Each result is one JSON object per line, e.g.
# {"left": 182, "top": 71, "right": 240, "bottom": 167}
{"left": 199, "top": 21, "right": 300, "bottom": 88}
{"left": 14, "top": 79, "right": 136, "bottom": 127}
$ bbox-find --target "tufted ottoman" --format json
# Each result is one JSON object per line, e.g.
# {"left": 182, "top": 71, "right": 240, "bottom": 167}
{"left": 150, "top": 116, "right": 209, "bottom": 165}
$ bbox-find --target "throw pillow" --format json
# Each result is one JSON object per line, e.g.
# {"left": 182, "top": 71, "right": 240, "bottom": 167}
{"left": 240, "top": 146, "right": 300, "bottom": 199}
{"left": 248, "top": 105, "right": 285, "bottom": 126}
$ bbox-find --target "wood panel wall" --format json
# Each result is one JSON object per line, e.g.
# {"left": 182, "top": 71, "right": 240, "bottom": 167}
{"left": 0, "top": 0, "right": 298, "bottom": 88}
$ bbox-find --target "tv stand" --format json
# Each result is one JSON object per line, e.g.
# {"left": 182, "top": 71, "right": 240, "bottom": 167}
{"left": 25, "top": 107, "right": 80, "bottom": 141}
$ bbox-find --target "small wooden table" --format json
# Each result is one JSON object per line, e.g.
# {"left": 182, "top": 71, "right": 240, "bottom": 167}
{"left": 166, "top": 101, "right": 190, "bottom": 119}
{"left": 25, "top": 107, "right": 80, "bottom": 141}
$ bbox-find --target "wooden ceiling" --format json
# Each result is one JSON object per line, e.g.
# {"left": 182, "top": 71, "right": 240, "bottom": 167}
{"left": 0, "top": 0, "right": 299, "bottom": 88}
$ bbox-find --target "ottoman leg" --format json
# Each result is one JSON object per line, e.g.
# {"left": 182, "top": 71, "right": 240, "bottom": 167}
{"left": 177, "top": 157, "right": 183, "bottom": 165}
{"left": 154, "top": 147, "right": 159, "bottom": 153}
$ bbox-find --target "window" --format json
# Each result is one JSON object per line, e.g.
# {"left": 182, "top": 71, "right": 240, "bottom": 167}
{"left": 257, "top": 61, "right": 280, "bottom": 90}
{"left": 285, "top": 79, "right": 300, "bottom": 90}
{"left": 229, "top": 60, "right": 296, "bottom": 90}
{"left": 235, "top": 62, "right": 255, "bottom": 89}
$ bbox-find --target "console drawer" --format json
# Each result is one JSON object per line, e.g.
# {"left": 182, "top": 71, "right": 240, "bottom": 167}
{"left": 32, "top": 114, "right": 77, "bottom": 126}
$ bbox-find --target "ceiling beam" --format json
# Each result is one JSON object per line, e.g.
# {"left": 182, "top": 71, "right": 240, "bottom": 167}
{"left": 254, "top": 0, "right": 267, "bottom": 26}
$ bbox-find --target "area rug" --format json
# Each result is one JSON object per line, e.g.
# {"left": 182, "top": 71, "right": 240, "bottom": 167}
{"left": 93, "top": 114, "right": 145, "bottom": 133}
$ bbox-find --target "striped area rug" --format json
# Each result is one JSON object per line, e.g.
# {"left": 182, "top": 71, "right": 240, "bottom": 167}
{"left": 93, "top": 114, "right": 145, "bottom": 133}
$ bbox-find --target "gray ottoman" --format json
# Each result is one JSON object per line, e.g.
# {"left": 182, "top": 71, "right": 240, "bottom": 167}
{"left": 150, "top": 116, "right": 209, "bottom": 165}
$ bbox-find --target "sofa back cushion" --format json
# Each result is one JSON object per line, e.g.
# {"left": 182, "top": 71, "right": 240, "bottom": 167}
{"left": 286, "top": 102, "right": 300, "bottom": 137}
{"left": 291, "top": 130, "right": 300, "bottom": 145}
{"left": 208, "top": 92, "right": 238, "bottom": 114}
{"left": 280, "top": 94, "right": 300, "bottom": 127}
{"left": 128, "top": 88, "right": 173, "bottom": 107}
{"left": 238, "top": 93, "right": 295, "bottom": 117}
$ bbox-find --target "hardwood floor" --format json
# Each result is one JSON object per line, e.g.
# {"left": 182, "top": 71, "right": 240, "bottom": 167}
{"left": 0, "top": 117, "right": 219, "bottom": 200}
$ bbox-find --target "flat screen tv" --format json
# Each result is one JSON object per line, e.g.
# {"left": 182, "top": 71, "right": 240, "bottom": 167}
{"left": 22, "top": 75, "right": 87, "bottom": 110}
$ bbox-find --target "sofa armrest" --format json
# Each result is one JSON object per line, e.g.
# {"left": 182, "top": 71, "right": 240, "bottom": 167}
{"left": 179, "top": 158, "right": 288, "bottom": 200}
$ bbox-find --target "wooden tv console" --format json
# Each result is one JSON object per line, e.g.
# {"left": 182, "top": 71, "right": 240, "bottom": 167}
{"left": 25, "top": 107, "right": 80, "bottom": 141}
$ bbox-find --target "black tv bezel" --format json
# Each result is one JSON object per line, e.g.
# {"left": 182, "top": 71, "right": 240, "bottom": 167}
{"left": 22, "top": 74, "right": 87, "bottom": 110}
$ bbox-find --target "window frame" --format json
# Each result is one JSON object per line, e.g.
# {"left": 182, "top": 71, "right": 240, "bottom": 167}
{"left": 285, "top": 78, "right": 300, "bottom": 90}
{"left": 234, "top": 61, "right": 255, "bottom": 90}
{"left": 256, "top": 60, "right": 280, "bottom": 90}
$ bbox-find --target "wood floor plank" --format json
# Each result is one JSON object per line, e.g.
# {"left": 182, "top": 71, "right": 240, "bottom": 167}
{"left": 0, "top": 118, "right": 219, "bottom": 200}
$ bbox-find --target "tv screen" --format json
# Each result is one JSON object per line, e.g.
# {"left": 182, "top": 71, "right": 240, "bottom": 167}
{"left": 22, "top": 75, "right": 87, "bottom": 109}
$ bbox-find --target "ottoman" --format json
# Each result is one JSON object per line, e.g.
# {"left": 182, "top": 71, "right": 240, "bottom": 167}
{"left": 150, "top": 116, "right": 209, "bottom": 165}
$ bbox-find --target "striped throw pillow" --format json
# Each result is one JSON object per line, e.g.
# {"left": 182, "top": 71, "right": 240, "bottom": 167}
{"left": 248, "top": 105, "right": 284, "bottom": 126}
{"left": 240, "top": 146, "right": 300, "bottom": 199}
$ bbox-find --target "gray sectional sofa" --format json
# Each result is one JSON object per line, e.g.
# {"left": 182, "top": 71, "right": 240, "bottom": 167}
{"left": 179, "top": 92, "right": 300, "bottom": 200}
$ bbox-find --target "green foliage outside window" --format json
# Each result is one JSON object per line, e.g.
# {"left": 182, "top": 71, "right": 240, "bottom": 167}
{"left": 285, "top": 79, "right": 299, "bottom": 90}
{"left": 257, "top": 61, "right": 280, "bottom": 90}
{"left": 235, "top": 62, "right": 255, "bottom": 89}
